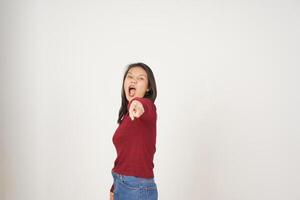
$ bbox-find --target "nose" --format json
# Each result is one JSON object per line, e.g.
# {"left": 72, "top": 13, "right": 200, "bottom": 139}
{"left": 130, "top": 78, "right": 137, "bottom": 84}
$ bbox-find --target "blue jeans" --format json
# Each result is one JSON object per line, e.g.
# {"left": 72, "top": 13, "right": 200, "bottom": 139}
{"left": 111, "top": 171, "right": 158, "bottom": 200}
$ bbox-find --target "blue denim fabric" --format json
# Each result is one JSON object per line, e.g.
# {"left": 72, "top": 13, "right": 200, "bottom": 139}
{"left": 112, "top": 171, "right": 158, "bottom": 200}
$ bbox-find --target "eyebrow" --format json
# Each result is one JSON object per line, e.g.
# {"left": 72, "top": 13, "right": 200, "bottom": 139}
{"left": 127, "top": 72, "right": 147, "bottom": 77}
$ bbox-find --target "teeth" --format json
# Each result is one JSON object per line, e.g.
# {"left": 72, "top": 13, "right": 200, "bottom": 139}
{"left": 129, "top": 85, "right": 135, "bottom": 90}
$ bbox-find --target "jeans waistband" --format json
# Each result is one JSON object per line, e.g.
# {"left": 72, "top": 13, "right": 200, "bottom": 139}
{"left": 111, "top": 171, "right": 155, "bottom": 183}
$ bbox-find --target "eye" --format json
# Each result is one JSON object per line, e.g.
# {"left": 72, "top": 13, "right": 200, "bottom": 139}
{"left": 139, "top": 77, "right": 145, "bottom": 80}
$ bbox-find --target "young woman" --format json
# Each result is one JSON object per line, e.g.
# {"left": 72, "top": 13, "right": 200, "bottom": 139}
{"left": 109, "top": 63, "right": 158, "bottom": 200}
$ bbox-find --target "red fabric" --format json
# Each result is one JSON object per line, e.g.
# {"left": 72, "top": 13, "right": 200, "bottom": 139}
{"left": 110, "top": 97, "right": 157, "bottom": 193}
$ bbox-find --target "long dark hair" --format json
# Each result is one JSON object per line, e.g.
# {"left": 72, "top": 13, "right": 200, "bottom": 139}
{"left": 117, "top": 62, "right": 157, "bottom": 124}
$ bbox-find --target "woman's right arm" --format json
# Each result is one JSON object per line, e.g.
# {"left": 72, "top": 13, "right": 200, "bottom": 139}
{"left": 109, "top": 183, "right": 114, "bottom": 200}
{"left": 109, "top": 192, "right": 114, "bottom": 200}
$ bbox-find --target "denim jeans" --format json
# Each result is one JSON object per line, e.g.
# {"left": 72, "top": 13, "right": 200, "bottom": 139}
{"left": 111, "top": 171, "right": 158, "bottom": 200}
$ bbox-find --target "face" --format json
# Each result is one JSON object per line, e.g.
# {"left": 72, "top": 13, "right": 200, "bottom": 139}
{"left": 124, "top": 66, "right": 149, "bottom": 102}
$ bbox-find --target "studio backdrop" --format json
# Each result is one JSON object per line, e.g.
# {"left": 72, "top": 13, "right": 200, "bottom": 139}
{"left": 1, "top": 1, "right": 299, "bottom": 200}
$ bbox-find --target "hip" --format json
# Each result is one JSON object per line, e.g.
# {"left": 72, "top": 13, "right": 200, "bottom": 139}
{"left": 111, "top": 171, "right": 158, "bottom": 200}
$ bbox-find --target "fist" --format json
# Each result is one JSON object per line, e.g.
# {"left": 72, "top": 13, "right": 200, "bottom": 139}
{"left": 129, "top": 100, "right": 144, "bottom": 120}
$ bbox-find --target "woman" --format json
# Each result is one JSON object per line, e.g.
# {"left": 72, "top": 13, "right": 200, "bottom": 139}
{"left": 109, "top": 62, "right": 158, "bottom": 200}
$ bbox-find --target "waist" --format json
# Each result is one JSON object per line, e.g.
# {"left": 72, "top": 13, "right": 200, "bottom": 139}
{"left": 111, "top": 171, "right": 155, "bottom": 183}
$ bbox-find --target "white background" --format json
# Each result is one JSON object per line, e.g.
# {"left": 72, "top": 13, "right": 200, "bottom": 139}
{"left": 1, "top": 0, "right": 299, "bottom": 199}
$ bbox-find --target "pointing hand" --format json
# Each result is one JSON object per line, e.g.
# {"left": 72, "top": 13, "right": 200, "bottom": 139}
{"left": 129, "top": 100, "right": 144, "bottom": 121}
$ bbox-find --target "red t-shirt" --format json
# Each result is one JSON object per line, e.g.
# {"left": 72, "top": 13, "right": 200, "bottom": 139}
{"left": 110, "top": 97, "right": 157, "bottom": 192}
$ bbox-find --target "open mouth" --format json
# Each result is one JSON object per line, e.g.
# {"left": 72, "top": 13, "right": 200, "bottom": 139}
{"left": 128, "top": 85, "right": 136, "bottom": 97}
